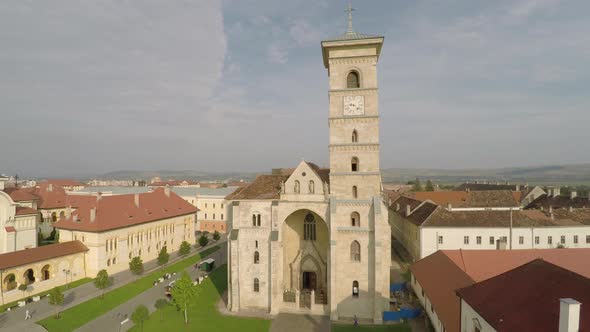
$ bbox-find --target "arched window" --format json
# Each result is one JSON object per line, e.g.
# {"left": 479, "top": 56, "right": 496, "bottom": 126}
{"left": 59, "top": 211, "right": 65, "bottom": 220}
{"left": 347, "top": 71, "right": 360, "bottom": 89}
{"left": 309, "top": 180, "right": 315, "bottom": 194}
{"left": 352, "top": 130, "right": 358, "bottom": 143}
{"left": 352, "top": 186, "right": 358, "bottom": 199}
{"left": 351, "top": 241, "right": 361, "bottom": 261}
{"left": 107, "top": 259, "right": 111, "bottom": 267}
{"left": 351, "top": 157, "right": 359, "bottom": 172}
{"left": 254, "top": 278, "right": 260, "bottom": 292}
{"left": 294, "top": 180, "right": 300, "bottom": 194}
{"left": 3, "top": 273, "right": 16, "bottom": 291}
{"left": 113, "top": 257, "right": 117, "bottom": 264}
{"left": 255, "top": 240, "right": 258, "bottom": 248}
{"left": 51, "top": 212, "right": 57, "bottom": 222}
{"left": 304, "top": 213, "right": 316, "bottom": 241}
{"left": 23, "top": 269, "right": 35, "bottom": 285}
{"left": 257, "top": 214, "right": 261, "bottom": 226}
{"left": 252, "top": 214, "right": 256, "bottom": 226}
{"left": 254, "top": 251, "right": 260, "bottom": 264}
{"left": 213, "top": 213, "right": 216, "bottom": 220}
{"left": 351, "top": 212, "right": 360, "bottom": 227}
{"left": 352, "top": 280, "right": 359, "bottom": 297}
{"left": 41, "top": 264, "right": 51, "bottom": 280}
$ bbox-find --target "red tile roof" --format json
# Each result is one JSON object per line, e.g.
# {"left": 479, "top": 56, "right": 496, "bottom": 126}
{"left": 3, "top": 187, "right": 38, "bottom": 202}
{"left": 410, "top": 249, "right": 590, "bottom": 332}
{"left": 0, "top": 241, "right": 88, "bottom": 270}
{"left": 225, "top": 174, "right": 288, "bottom": 200}
{"left": 53, "top": 188, "right": 196, "bottom": 232}
{"left": 15, "top": 206, "right": 38, "bottom": 216}
{"left": 456, "top": 259, "right": 590, "bottom": 331}
{"left": 411, "top": 190, "right": 519, "bottom": 208}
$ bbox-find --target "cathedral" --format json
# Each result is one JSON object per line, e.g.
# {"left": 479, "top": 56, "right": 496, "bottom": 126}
{"left": 226, "top": 8, "right": 391, "bottom": 322}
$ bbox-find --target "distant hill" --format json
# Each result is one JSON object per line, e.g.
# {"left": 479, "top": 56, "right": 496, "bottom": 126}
{"left": 80, "top": 163, "right": 590, "bottom": 186}
{"left": 380, "top": 163, "right": 590, "bottom": 185}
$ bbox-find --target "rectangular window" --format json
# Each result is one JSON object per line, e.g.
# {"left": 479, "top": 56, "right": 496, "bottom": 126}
{"left": 213, "top": 204, "right": 216, "bottom": 208}
{"left": 221, "top": 204, "right": 224, "bottom": 208}
{"left": 561, "top": 235, "right": 566, "bottom": 244}
{"left": 519, "top": 236, "right": 524, "bottom": 245}
{"left": 587, "top": 235, "right": 590, "bottom": 244}
{"left": 501, "top": 236, "right": 507, "bottom": 243}
{"left": 574, "top": 235, "right": 578, "bottom": 244}
{"left": 438, "top": 236, "right": 443, "bottom": 244}
{"left": 464, "top": 236, "right": 469, "bottom": 245}
{"left": 489, "top": 236, "right": 495, "bottom": 245}
{"left": 476, "top": 236, "right": 481, "bottom": 245}
{"left": 548, "top": 236, "right": 552, "bottom": 245}
{"left": 535, "top": 236, "right": 540, "bottom": 245}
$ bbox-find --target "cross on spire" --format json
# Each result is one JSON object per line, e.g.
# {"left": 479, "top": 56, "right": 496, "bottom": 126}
{"left": 345, "top": 2, "right": 355, "bottom": 34}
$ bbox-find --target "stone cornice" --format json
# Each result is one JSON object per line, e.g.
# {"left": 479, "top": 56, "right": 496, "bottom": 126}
{"left": 329, "top": 116, "right": 379, "bottom": 122}
{"left": 330, "top": 172, "right": 381, "bottom": 176}
{"left": 329, "top": 144, "right": 379, "bottom": 152}
{"left": 331, "top": 199, "right": 373, "bottom": 205}
{"left": 328, "top": 56, "right": 378, "bottom": 66}
{"left": 337, "top": 227, "right": 372, "bottom": 233}
{"left": 329, "top": 88, "right": 377, "bottom": 95}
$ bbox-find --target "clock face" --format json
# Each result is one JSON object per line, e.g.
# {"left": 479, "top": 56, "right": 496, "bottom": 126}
{"left": 343, "top": 96, "right": 364, "bottom": 116}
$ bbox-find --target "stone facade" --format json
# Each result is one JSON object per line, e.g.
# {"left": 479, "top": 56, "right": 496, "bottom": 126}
{"left": 227, "top": 30, "right": 391, "bottom": 322}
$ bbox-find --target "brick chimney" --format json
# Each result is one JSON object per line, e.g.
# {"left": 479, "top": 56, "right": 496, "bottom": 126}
{"left": 90, "top": 207, "right": 96, "bottom": 222}
{"left": 396, "top": 203, "right": 400, "bottom": 211}
{"left": 554, "top": 187, "right": 561, "bottom": 197}
{"left": 96, "top": 192, "right": 102, "bottom": 201}
{"left": 559, "top": 298, "right": 581, "bottom": 332}
{"left": 571, "top": 191, "right": 577, "bottom": 199}
{"left": 515, "top": 184, "right": 520, "bottom": 191}
{"left": 406, "top": 204, "right": 411, "bottom": 217}
{"left": 134, "top": 194, "right": 140, "bottom": 207}
{"left": 164, "top": 185, "right": 170, "bottom": 197}
{"left": 447, "top": 203, "right": 452, "bottom": 211}
{"left": 48, "top": 184, "right": 53, "bottom": 192}
{"left": 66, "top": 206, "right": 72, "bottom": 218}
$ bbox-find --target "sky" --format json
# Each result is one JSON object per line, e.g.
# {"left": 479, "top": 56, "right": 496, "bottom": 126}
{"left": 1, "top": 0, "right": 589, "bottom": 177}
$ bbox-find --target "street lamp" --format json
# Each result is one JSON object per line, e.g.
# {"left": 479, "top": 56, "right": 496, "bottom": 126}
{"left": 62, "top": 269, "right": 71, "bottom": 289}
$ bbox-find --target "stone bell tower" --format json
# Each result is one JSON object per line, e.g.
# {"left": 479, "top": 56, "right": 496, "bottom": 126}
{"left": 322, "top": 4, "right": 390, "bottom": 323}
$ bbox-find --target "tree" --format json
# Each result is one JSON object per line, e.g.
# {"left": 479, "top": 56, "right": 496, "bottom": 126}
{"left": 18, "top": 284, "right": 28, "bottom": 298}
{"left": 212, "top": 231, "right": 220, "bottom": 241}
{"left": 131, "top": 304, "right": 149, "bottom": 332}
{"left": 48, "top": 286, "right": 64, "bottom": 318}
{"left": 198, "top": 235, "right": 209, "bottom": 248}
{"left": 171, "top": 272, "right": 197, "bottom": 324}
{"left": 38, "top": 232, "right": 44, "bottom": 246}
{"left": 94, "top": 269, "right": 111, "bottom": 299}
{"left": 129, "top": 256, "right": 144, "bottom": 276}
{"left": 178, "top": 241, "right": 191, "bottom": 256}
{"left": 425, "top": 180, "right": 435, "bottom": 192}
{"left": 157, "top": 246, "right": 170, "bottom": 268}
{"left": 412, "top": 177, "right": 423, "bottom": 191}
{"left": 154, "top": 298, "right": 168, "bottom": 321}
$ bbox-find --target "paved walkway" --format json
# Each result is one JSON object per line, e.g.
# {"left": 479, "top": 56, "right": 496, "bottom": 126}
{"left": 0, "top": 239, "right": 225, "bottom": 332}
{"left": 78, "top": 244, "right": 227, "bottom": 332}
{"left": 270, "top": 313, "right": 330, "bottom": 332}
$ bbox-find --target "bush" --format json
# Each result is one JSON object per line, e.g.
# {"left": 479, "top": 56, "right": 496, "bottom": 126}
{"left": 157, "top": 247, "right": 169, "bottom": 267}
{"left": 198, "top": 235, "right": 209, "bottom": 248}
{"left": 178, "top": 241, "right": 191, "bottom": 256}
{"left": 212, "top": 231, "right": 220, "bottom": 241}
{"left": 129, "top": 256, "right": 144, "bottom": 276}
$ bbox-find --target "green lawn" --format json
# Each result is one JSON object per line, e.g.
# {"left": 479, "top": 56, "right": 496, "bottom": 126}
{"left": 38, "top": 245, "right": 220, "bottom": 332}
{"left": 332, "top": 324, "right": 412, "bottom": 332}
{"left": 0, "top": 277, "right": 92, "bottom": 312}
{"left": 128, "top": 264, "right": 270, "bottom": 332}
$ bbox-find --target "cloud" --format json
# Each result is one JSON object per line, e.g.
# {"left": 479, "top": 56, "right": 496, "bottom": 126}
{"left": 267, "top": 43, "right": 289, "bottom": 64}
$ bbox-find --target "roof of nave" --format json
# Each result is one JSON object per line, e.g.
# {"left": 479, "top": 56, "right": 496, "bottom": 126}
{"left": 225, "top": 175, "right": 289, "bottom": 200}
{"left": 53, "top": 188, "right": 196, "bottom": 232}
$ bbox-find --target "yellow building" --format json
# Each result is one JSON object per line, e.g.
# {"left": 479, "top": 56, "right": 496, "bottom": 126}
{"left": 54, "top": 187, "right": 196, "bottom": 276}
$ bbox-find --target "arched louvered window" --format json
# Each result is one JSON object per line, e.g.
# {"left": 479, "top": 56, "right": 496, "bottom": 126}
{"left": 351, "top": 240, "right": 361, "bottom": 261}
{"left": 294, "top": 180, "right": 300, "bottom": 194}
{"left": 252, "top": 214, "right": 256, "bottom": 226}
{"left": 309, "top": 180, "right": 315, "bottom": 194}
{"left": 254, "top": 251, "right": 260, "bottom": 264}
{"left": 352, "top": 130, "right": 358, "bottom": 143}
{"left": 352, "top": 186, "right": 358, "bottom": 199}
{"left": 347, "top": 71, "right": 360, "bottom": 88}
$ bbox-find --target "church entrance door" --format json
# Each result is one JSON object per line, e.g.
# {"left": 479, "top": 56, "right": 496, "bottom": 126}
{"left": 302, "top": 271, "right": 317, "bottom": 291}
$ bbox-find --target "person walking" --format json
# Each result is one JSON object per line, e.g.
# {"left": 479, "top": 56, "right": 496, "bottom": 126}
{"left": 354, "top": 315, "right": 358, "bottom": 327}
{"left": 25, "top": 309, "right": 31, "bottom": 320}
